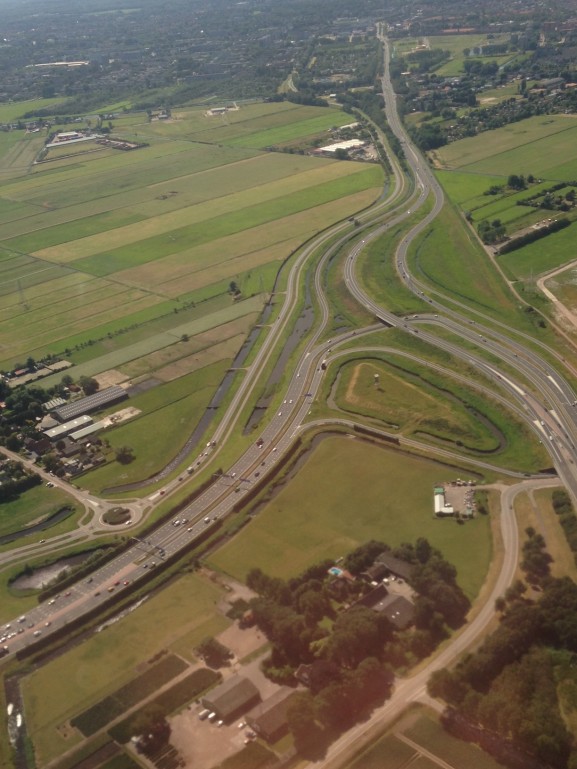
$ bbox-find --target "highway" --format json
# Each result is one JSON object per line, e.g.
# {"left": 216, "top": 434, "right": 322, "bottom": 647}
{"left": 4, "top": 26, "right": 577, "bottom": 767}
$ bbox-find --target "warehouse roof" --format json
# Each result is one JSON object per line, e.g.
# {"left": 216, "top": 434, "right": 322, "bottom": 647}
{"left": 70, "top": 421, "right": 105, "bottom": 440}
{"left": 201, "top": 676, "right": 260, "bottom": 721}
{"left": 45, "top": 415, "right": 93, "bottom": 440}
{"left": 53, "top": 386, "right": 127, "bottom": 422}
{"left": 246, "top": 687, "right": 296, "bottom": 743}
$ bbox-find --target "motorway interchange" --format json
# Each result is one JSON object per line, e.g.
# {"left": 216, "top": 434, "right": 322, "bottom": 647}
{"left": 4, "top": 37, "right": 577, "bottom": 757}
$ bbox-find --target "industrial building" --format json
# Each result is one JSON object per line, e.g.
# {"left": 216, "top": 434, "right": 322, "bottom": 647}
{"left": 52, "top": 386, "right": 127, "bottom": 422}
{"left": 44, "top": 415, "right": 93, "bottom": 441}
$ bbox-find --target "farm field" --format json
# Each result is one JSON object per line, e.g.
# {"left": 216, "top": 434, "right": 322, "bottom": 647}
{"left": 140, "top": 101, "right": 352, "bottom": 147}
{"left": 346, "top": 707, "right": 506, "bottom": 769}
{"left": 498, "top": 224, "right": 577, "bottom": 280}
{"left": 0, "top": 139, "right": 381, "bottom": 369}
{"left": 80, "top": 362, "right": 230, "bottom": 493}
{"left": 431, "top": 115, "right": 577, "bottom": 172}
{"left": 20, "top": 571, "right": 229, "bottom": 764}
{"left": 209, "top": 435, "right": 493, "bottom": 600}
{"left": 432, "top": 114, "right": 577, "bottom": 285}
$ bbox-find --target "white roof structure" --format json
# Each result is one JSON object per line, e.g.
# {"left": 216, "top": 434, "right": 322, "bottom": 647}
{"left": 319, "top": 139, "right": 365, "bottom": 153}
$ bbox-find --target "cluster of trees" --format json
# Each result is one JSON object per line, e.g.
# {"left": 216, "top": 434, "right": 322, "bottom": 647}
{"left": 518, "top": 181, "right": 576, "bottom": 211}
{"left": 0, "top": 460, "right": 41, "bottom": 502}
{"left": 552, "top": 490, "right": 577, "bottom": 565}
{"left": 0, "top": 384, "right": 51, "bottom": 452}
{"left": 463, "top": 59, "right": 500, "bottom": 77}
{"left": 521, "top": 526, "right": 552, "bottom": 585}
{"left": 195, "top": 637, "right": 232, "bottom": 668}
{"left": 497, "top": 217, "right": 570, "bottom": 254}
{"left": 406, "top": 48, "right": 451, "bottom": 74}
{"left": 246, "top": 538, "right": 468, "bottom": 755}
{"left": 429, "top": 577, "right": 577, "bottom": 768}
{"left": 478, "top": 218, "right": 506, "bottom": 245}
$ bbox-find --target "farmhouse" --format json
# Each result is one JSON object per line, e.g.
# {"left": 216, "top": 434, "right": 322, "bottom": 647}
{"left": 245, "top": 687, "right": 297, "bottom": 743}
{"left": 370, "top": 594, "right": 415, "bottom": 630}
{"left": 201, "top": 676, "right": 260, "bottom": 722}
{"left": 52, "top": 386, "right": 128, "bottom": 422}
{"left": 374, "top": 553, "right": 413, "bottom": 582}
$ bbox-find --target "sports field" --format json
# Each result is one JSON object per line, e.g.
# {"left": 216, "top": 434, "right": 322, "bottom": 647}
{"left": 209, "top": 435, "right": 492, "bottom": 599}
{"left": 20, "top": 572, "right": 229, "bottom": 763}
{"left": 427, "top": 33, "right": 514, "bottom": 78}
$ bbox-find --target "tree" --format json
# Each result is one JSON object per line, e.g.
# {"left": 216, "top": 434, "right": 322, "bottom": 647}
{"left": 115, "top": 446, "right": 135, "bottom": 464}
{"left": 287, "top": 693, "right": 327, "bottom": 759}
{"left": 131, "top": 704, "right": 171, "bottom": 756}
{"left": 78, "top": 376, "right": 99, "bottom": 395}
{"left": 195, "top": 637, "right": 231, "bottom": 667}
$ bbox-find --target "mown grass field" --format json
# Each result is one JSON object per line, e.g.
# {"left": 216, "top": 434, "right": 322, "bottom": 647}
{"left": 209, "top": 435, "right": 493, "bottom": 600}
{"left": 427, "top": 33, "right": 513, "bottom": 77}
{"left": 499, "top": 224, "right": 577, "bottom": 280}
{"left": 20, "top": 572, "right": 229, "bottom": 764}
{"left": 330, "top": 354, "right": 548, "bottom": 472}
{"left": 0, "top": 484, "right": 78, "bottom": 538}
{"left": 432, "top": 115, "right": 577, "bottom": 171}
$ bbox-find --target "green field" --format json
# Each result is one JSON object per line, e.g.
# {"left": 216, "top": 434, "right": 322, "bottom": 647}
{"left": 347, "top": 707, "right": 507, "bottom": 769}
{"left": 21, "top": 572, "right": 229, "bottom": 764}
{"left": 0, "top": 483, "right": 78, "bottom": 538}
{"left": 432, "top": 115, "right": 577, "bottom": 174}
{"left": 0, "top": 127, "right": 381, "bottom": 368}
{"left": 330, "top": 353, "right": 547, "bottom": 471}
{"left": 209, "top": 435, "right": 493, "bottom": 599}
{"left": 497, "top": 223, "right": 577, "bottom": 279}
{"left": 80, "top": 362, "right": 230, "bottom": 493}
{"left": 432, "top": 115, "right": 577, "bottom": 286}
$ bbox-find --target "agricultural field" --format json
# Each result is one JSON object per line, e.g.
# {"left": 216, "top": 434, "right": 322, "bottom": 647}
{"left": 140, "top": 101, "right": 352, "bottom": 148}
{"left": 346, "top": 706, "right": 506, "bottom": 769}
{"left": 20, "top": 571, "right": 230, "bottom": 764}
{"left": 431, "top": 114, "right": 577, "bottom": 286}
{"left": 0, "top": 100, "right": 383, "bottom": 485}
{"left": 431, "top": 114, "right": 577, "bottom": 174}
{"left": 209, "top": 435, "right": 493, "bottom": 600}
{"left": 0, "top": 107, "right": 382, "bottom": 370}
